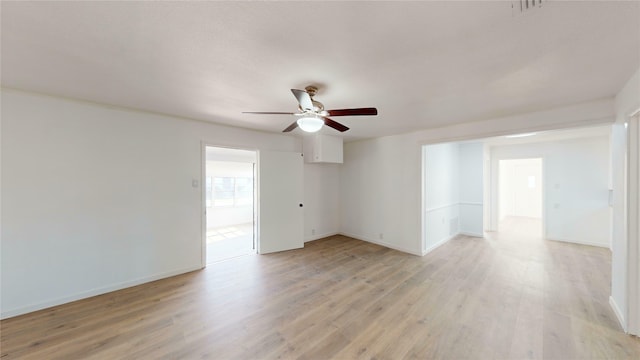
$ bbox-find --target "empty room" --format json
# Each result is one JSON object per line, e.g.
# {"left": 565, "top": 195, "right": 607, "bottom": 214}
{"left": 2, "top": 1, "right": 640, "bottom": 359}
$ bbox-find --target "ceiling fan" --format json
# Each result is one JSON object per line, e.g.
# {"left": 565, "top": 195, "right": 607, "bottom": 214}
{"left": 242, "top": 85, "right": 378, "bottom": 133}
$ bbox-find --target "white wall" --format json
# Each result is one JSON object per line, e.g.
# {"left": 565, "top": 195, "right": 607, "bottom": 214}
{"left": 1, "top": 88, "right": 621, "bottom": 320}
{"left": 627, "top": 113, "right": 640, "bottom": 336}
{"left": 205, "top": 161, "right": 254, "bottom": 229}
{"left": 458, "top": 142, "right": 484, "bottom": 236}
{"left": 610, "top": 122, "right": 628, "bottom": 330}
{"left": 422, "top": 142, "right": 483, "bottom": 253}
{"left": 0, "top": 88, "right": 342, "bottom": 318}
{"left": 303, "top": 163, "right": 341, "bottom": 242}
{"left": 341, "top": 136, "right": 423, "bottom": 255}
{"left": 423, "top": 143, "right": 460, "bottom": 253}
{"left": 490, "top": 136, "right": 610, "bottom": 247}
{"left": 340, "top": 99, "right": 613, "bottom": 257}
{"left": 611, "top": 66, "right": 640, "bottom": 332}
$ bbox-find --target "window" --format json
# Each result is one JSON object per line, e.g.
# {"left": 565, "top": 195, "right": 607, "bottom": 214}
{"left": 214, "top": 177, "right": 235, "bottom": 206}
{"left": 234, "top": 177, "right": 253, "bottom": 206}
{"left": 206, "top": 176, "right": 253, "bottom": 207}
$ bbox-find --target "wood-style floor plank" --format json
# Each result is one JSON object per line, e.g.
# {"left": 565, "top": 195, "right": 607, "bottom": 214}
{"left": 2, "top": 217, "right": 639, "bottom": 359}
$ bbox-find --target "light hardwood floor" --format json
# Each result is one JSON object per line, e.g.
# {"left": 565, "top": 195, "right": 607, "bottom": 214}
{"left": 2, "top": 221, "right": 639, "bottom": 359}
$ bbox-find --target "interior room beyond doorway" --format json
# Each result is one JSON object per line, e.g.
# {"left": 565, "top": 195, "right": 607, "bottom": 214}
{"left": 205, "top": 147, "right": 256, "bottom": 264}
{"left": 498, "top": 158, "right": 543, "bottom": 237}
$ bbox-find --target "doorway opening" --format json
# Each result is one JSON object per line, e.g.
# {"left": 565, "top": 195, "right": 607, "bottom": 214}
{"left": 205, "top": 146, "right": 256, "bottom": 264}
{"left": 497, "top": 158, "right": 543, "bottom": 237}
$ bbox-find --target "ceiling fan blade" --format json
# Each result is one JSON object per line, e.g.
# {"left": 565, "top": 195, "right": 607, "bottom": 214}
{"left": 291, "top": 89, "right": 314, "bottom": 111}
{"left": 242, "top": 111, "right": 296, "bottom": 115}
{"left": 327, "top": 108, "right": 378, "bottom": 116}
{"left": 323, "top": 117, "right": 349, "bottom": 132}
{"left": 282, "top": 121, "right": 299, "bottom": 132}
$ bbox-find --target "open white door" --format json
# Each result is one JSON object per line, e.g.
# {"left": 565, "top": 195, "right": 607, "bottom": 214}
{"left": 257, "top": 150, "right": 304, "bottom": 254}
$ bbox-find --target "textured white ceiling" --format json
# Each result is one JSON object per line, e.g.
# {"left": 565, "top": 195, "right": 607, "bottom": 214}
{"left": 1, "top": 1, "right": 639, "bottom": 141}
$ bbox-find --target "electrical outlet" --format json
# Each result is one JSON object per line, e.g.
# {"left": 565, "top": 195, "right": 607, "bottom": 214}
{"left": 311, "top": 229, "right": 316, "bottom": 235}
{"left": 379, "top": 233, "right": 384, "bottom": 240}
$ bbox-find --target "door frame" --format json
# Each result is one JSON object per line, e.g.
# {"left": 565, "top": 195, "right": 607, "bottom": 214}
{"left": 200, "top": 142, "right": 258, "bottom": 267}
{"left": 627, "top": 112, "right": 640, "bottom": 335}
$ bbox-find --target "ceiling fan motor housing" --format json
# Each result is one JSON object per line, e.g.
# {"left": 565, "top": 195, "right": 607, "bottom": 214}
{"left": 304, "top": 85, "right": 319, "bottom": 97}
{"left": 301, "top": 86, "right": 324, "bottom": 112}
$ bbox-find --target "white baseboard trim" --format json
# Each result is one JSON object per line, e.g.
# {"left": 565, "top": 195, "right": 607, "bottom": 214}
{"left": 546, "top": 237, "right": 608, "bottom": 248}
{"left": 0, "top": 264, "right": 203, "bottom": 320}
{"left": 339, "top": 232, "right": 422, "bottom": 256}
{"left": 304, "top": 232, "right": 339, "bottom": 243}
{"left": 609, "top": 296, "right": 627, "bottom": 332}
{"left": 459, "top": 231, "right": 484, "bottom": 238}
{"left": 422, "top": 233, "right": 458, "bottom": 256}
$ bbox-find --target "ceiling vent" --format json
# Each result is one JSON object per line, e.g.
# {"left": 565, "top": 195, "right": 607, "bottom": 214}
{"left": 513, "top": 0, "right": 543, "bottom": 14}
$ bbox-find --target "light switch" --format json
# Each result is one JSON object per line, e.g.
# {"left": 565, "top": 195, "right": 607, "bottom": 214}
{"left": 192, "top": 179, "right": 199, "bottom": 188}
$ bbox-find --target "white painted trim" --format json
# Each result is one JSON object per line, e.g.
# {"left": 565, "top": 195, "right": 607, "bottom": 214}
{"left": 340, "top": 232, "right": 422, "bottom": 256}
{"left": 422, "top": 233, "right": 458, "bottom": 256}
{"left": 459, "top": 202, "right": 483, "bottom": 206}
{"left": 304, "top": 232, "right": 339, "bottom": 243}
{"left": 415, "top": 99, "right": 615, "bottom": 146}
{"left": 200, "top": 142, "right": 207, "bottom": 268}
{"left": 626, "top": 114, "right": 640, "bottom": 335}
{"left": 0, "top": 265, "right": 202, "bottom": 320}
{"left": 483, "top": 143, "right": 492, "bottom": 231}
{"left": 418, "top": 117, "right": 614, "bottom": 146}
{"left": 421, "top": 145, "right": 428, "bottom": 263}
{"left": 541, "top": 158, "right": 547, "bottom": 240}
{"left": 610, "top": 296, "right": 627, "bottom": 332}
{"left": 546, "top": 237, "right": 609, "bottom": 249}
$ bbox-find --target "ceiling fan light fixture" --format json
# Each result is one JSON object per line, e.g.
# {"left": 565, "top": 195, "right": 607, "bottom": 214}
{"left": 297, "top": 116, "right": 324, "bottom": 133}
{"left": 245, "top": 86, "right": 377, "bottom": 133}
